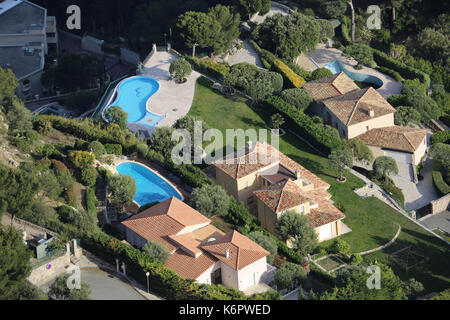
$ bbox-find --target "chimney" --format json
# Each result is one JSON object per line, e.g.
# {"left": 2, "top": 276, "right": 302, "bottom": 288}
{"left": 368, "top": 107, "right": 374, "bottom": 117}
{"left": 295, "top": 169, "right": 301, "bottom": 179}
{"left": 225, "top": 249, "right": 230, "bottom": 259}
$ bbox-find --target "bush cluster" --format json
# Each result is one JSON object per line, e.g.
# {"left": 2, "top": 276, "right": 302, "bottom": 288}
{"left": 432, "top": 169, "right": 450, "bottom": 196}
{"left": 184, "top": 56, "right": 230, "bottom": 82}
{"left": 264, "top": 96, "right": 342, "bottom": 154}
{"left": 431, "top": 130, "right": 450, "bottom": 145}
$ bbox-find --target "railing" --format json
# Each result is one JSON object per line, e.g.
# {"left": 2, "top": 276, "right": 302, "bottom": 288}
{"left": 30, "top": 248, "right": 66, "bottom": 268}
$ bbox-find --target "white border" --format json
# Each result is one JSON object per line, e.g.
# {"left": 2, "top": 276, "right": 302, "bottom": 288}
{"left": 115, "top": 160, "right": 184, "bottom": 206}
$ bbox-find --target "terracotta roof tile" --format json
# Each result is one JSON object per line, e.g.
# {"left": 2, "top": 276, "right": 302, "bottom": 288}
{"left": 201, "top": 230, "right": 269, "bottom": 270}
{"left": 307, "top": 200, "right": 345, "bottom": 228}
{"left": 303, "top": 72, "right": 359, "bottom": 101}
{"left": 164, "top": 249, "right": 217, "bottom": 279}
{"left": 357, "top": 126, "right": 427, "bottom": 152}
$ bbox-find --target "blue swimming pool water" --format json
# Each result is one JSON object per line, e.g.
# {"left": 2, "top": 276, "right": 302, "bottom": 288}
{"left": 116, "top": 162, "right": 182, "bottom": 206}
{"left": 105, "top": 76, "right": 164, "bottom": 127}
{"left": 324, "top": 60, "right": 383, "bottom": 88}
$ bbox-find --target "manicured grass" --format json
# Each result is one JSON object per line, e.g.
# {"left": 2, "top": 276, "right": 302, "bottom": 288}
{"left": 188, "top": 79, "right": 450, "bottom": 293}
{"left": 317, "top": 256, "right": 343, "bottom": 271}
{"left": 433, "top": 229, "right": 450, "bottom": 242}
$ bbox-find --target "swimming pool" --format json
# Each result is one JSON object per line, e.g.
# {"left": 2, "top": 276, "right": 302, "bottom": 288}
{"left": 104, "top": 76, "right": 164, "bottom": 128}
{"left": 324, "top": 60, "right": 383, "bottom": 88}
{"left": 116, "top": 162, "right": 183, "bottom": 206}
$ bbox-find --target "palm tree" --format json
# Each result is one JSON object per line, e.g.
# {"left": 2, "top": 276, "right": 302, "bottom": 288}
{"left": 271, "top": 113, "right": 285, "bottom": 134}
{"left": 347, "top": 1, "right": 356, "bottom": 42}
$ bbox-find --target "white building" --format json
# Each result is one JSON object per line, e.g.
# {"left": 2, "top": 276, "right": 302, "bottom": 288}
{"left": 0, "top": 0, "right": 57, "bottom": 100}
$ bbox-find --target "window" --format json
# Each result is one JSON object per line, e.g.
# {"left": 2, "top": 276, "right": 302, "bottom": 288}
{"left": 243, "top": 181, "right": 248, "bottom": 188}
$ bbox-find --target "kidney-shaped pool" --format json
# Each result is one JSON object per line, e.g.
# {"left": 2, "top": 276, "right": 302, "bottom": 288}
{"left": 116, "top": 162, "right": 183, "bottom": 206}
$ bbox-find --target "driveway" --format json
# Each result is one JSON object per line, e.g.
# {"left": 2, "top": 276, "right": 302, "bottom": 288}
{"left": 420, "top": 211, "right": 450, "bottom": 234}
{"left": 391, "top": 158, "right": 440, "bottom": 211}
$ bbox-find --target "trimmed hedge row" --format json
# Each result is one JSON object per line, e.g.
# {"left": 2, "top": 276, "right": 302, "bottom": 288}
{"left": 250, "top": 40, "right": 306, "bottom": 88}
{"left": 431, "top": 130, "right": 450, "bottom": 145}
{"left": 184, "top": 56, "right": 230, "bottom": 82}
{"left": 376, "top": 66, "right": 403, "bottom": 82}
{"left": 104, "top": 143, "right": 123, "bottom": 155}
{"left": 432, "top": 169, "right": 450, "bottom": 196}
{"left": 372, "top": 49, "right": 431, "bottom": 87}
{"left": 263, "top": 96, "right": 342, "bottom": 154}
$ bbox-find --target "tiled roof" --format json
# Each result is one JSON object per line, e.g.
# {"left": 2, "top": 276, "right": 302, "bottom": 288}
{"left": 303, "top": 72, "right": 359, "bottom": 101}
{"left": 164, "top": 248, "right": 217, "bottom": 279}
{"left": 357, "top": 126, "right": 427, "bottom": 152}
{"left": 121, "top": 197, "right": 210, "bottom": 252}
{"left": 321, "top": 87, "right": 396, "bottom": 126}
{"left": 201, "top": 230, "right": 269, "bottom": 271}
{"left": 253, "top": 180, "right": 310, "bottom": 213}
{"left": 307, "top": 199, "right": 345, "bottom": 228}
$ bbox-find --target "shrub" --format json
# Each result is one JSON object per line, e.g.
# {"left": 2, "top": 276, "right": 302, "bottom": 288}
{"left": 310, "top": 68, "right": 333, "bottom": 80}
{"left": 264, "top": 96, "right": 342, "bottom": 154}
{"left": 432, "top": 169, "right": 450, "bottom": 196}
{"left": 280, "top": 88, "right": 313, "bottom": 111}
{"left": 350, "top": 253, "right": 363, "bottom": 265}
{"left": 189, "top": 184, "right": 230, "bottom": 218}
{"left": 88, "top": 141, "right": 105, "bottom": 159}
{"left": 136, "top": 143, "right": 149, "bottom": 158}
{"left": 36, "top": 144, "right": 63, "bottom": 160}
{"left": 104, "top": 143, "right": 122, "bottom": 155}
{"left": 169, "top": 58, "right": 192, "bottom": 80}
{"left": 143, "top": 241, "right": 170, "bottom": 264}
{"left": 184, "top": 56, "right": 230, "bottom": 81}
{"left": 331, "top": 238, "right": 351, "bottom": 256}
{"left": 69, "top": 150, "right": 95, "bottom": 169}
{"left": 383, "top": 181, "right": 405, "bottom": 206}
{"left": 343, "top": 43, "right": 376, "bottom": 68}
{"left": 431, "top": 130, "right": 450, "bottom": 145}
{"left": 81, "top": 166, "right": 98, "bottom": 187}
{"left": 387, "top": 94, "right": 407, "bottom": 107}
{"left": 274, "top": 262, "right": 307, "bottom": 290}
{"left": 272, "top": 59, "right": 306, "bottom": 88}
{"left": 376, "top": 66, "right": 403, "bottom": 82}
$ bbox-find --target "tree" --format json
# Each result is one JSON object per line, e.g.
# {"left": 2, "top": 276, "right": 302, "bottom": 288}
{"left": 331, "top": 238, "right": 351, "bottom": 256}
{"left": 322, "top": 0, "right": 347, "bottom": 19}
{"left": 404, "top": 94, "right": 441, "bottom": 123}
{"left": 107, "top": 174, "right": 136, "bottom": 209}
{"left": 48, "top": 274, "right": 91, "bottom": 300}
{"left": 174, "top": 115, "right": 209, "bottom": 142}
{"left": 402, "top": 278, "right": 424, "bottom": 299}
{"left": 248, "top": 231, "right": 277, "bottom": 264}
{"left": 169, "top": 58, "right": 192, "bottom": 81}
{"left": 0, "top": 227, "right": 32, "bottom": 300}
{"left": 347, "top": 0, "right": 356, "bottom": 42}
{"left": 343, "top": 43, "right": 376, "bottom": 68}
{"left": 429, "top": 143, "right": 450, "bottom": 180}
{"left": 275, "top": 211, "right": 318, "bottom": 255}
{"left": 345, "top": 139, "right": 374, "bottom": 165}
{"left": 88, "top": 141, "right": 105, "bottom": 159}
{"left": 0, "top": 68, "right": 19, "bottom": 102}
{"left": 189, "top": 184, "right": 230, "bottom": 218}
{"left": 274, "top": 262, "right": 307, "bottom": 290}
{"left": 143, "top": 241, "right": 170, "bottom": 263}
{"left": 81, "top": 166, "right": 98, "bottom": 187}
{"left": 373, "top": 156, "right": 399, "bottom": 182}
{"left": 17, "top": 281, "right": 48, "bottom": 300}
{"left": 328, "top": 148, "right": 353, "bottom": 181}
{"left": 280, "top": 88, "right": 313, "bottom": 111}
{"left": 207, "top": 5, "right": 241, "bottom": 55}
{"left": 104, "top": 106, "right": 127, "bottom": 130}
{"left": 150, "top": 126, "right": 176, "bottom": 157}
{"left": 232, "top": 0, "right": 264, "bottom": 19}
{"left": 6, "top": 97, "right": 33, "bottom": 133}
{"left": 271, "top": 113, "right": 284, "bottom": 130}
{"left": 244, "top": 76, "right": 274, "bottom": 102}
{"left": 176, "top": 11, "right": 219, "bottom": 57}
{"left": 394, "top": 106, "right": 422, "bottom": 126}
{"left": 69, "top": 150, "right": 95, "bottom": 169}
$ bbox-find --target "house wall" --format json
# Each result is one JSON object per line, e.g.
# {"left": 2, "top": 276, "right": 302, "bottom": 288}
{"left": 125, "top": 228, "right": 148, "bottom": 249}
{"left": 220, "top": 261, "right": 240, "bottom": 289}
{"left": 348, "top": 113, "right": 395, "bottom": 139}
{"left": 195, "top": 261, "right": 221, "bottom": 285}
{"left": 412, "top": 136, "right": 427, "bottom": 165}
{"left": 215, "top": 167, "right": 239, "bottom": 199}
{"left": 237, "top": 257, "right": 267, "bottom": 290}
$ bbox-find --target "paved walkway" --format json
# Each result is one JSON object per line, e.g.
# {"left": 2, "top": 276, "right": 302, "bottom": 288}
{"left": 141, "top": 51, "right": 201, "bottom": 128}
{"left": 306, "top": 44, "right": 403, "bottom": 98}
{"left": 250, "top": 3, "right": 290, "bottom": 25}
{"left": 392, "top": 157, "right": 440, "bottom": 211}
{"left": 420, "top": 211, "right": 450, "bottom": 234}
{"left": 225, "top": 39, "right": 263, "bottom": 68}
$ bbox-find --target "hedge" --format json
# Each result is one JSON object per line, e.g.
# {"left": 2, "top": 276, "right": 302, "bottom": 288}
{"left": 431, "top": 130, "right": 450, "bottom": 145}
{"left": 264, "top": 96, "right": 342, "bottom": 154}
{"left": 440, "top": 115, "right": 450, "bottom": 127}
{"left": 340, "top": 16, "right": 351, "bottom": 46}
{"left": 184, "top": 56, "right": 230, "bottom": 82}
{"left": 372, "top": 49, "right": 431, "bottom": 87}
{"left": 250, "top": 40, "right": 306, "bottom": 88}
{"left": 85, "top": 187, "right": 99, "bottom": 215}
{"left": 79, "top": 229, "right": 280, "bottom": 300}
{"left": 104, "top": 143, "right": 123, "bottom": 155}
{"left": 432, "top": 168, "right": 450, "bottom": 196}
{"left": 376, "top": 66, "right": 403, "bottom": 82}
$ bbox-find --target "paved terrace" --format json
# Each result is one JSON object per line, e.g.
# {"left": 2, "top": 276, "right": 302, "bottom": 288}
{"left": 141, "top": 51, "right": 201, "bottom": 128}
{"left": 305, "top": 44, "right": 402, "bottom": 98}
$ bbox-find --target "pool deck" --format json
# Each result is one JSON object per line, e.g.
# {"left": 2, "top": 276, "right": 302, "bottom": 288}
{"left": 141, "top": 51, "right": 201, "bottom": 130}
{"left": 305, "top": 44, "right": 402, "bottom": 98}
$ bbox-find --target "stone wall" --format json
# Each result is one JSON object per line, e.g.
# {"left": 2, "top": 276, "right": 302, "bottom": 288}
{"left": 27, "top": 244, "right": 71, "bottom": 286}
{"left": 431, "top": 193, "right": 450, "bottom": 214}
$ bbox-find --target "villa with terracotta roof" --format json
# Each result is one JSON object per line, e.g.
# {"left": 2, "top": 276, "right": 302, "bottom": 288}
{"left": 121, "top": 197, "right": 270, "bottom": 291}
{"left": 213, "top": 141, "right": 348, "bottom": 242}
{"left": 303, "top": 72, "right": 427, "bottom": 165}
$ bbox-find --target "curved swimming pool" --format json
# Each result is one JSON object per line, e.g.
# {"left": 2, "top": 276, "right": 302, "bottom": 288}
{"left": 104, "top": 76, "right": 164, "bottom": 128}
{"left": 116, "top": 162, "right": 183, "bottom": 206}
{"left": 324, "top": 60, "right": 383, "bottom": 88}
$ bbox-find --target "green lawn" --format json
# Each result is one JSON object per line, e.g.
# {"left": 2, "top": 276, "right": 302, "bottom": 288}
{"left": 188, "top": 79, "right": 450, "bottom": 293}
{"left": 317, "top": 256, "right": 344, "bottom": 272}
